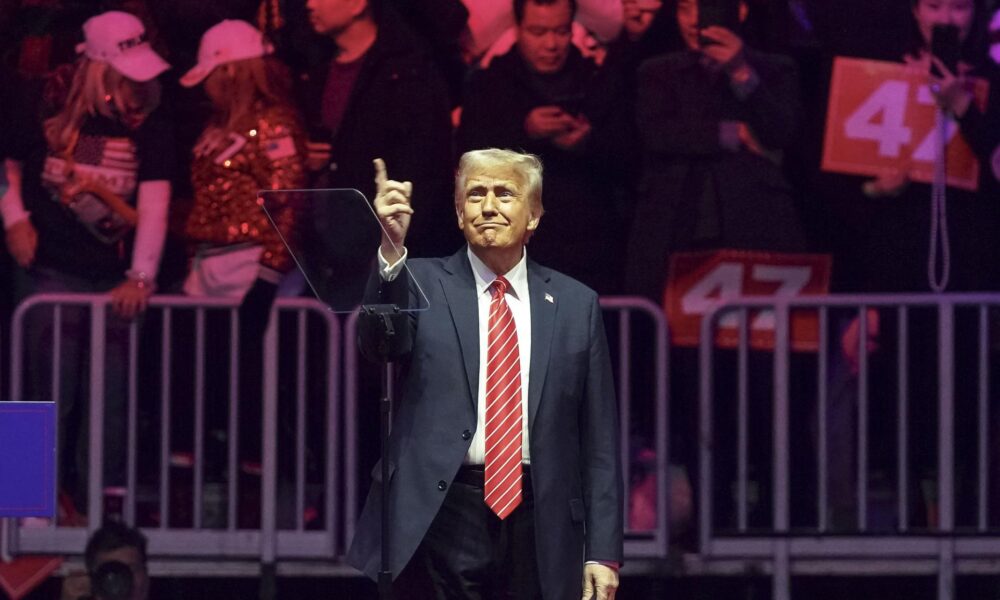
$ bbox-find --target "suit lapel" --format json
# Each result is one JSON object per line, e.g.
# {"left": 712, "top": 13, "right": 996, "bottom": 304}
{"left": 527, "top": 261, "right": 555, "bottom": 431}
{"left": 440, "top": 249, "right": 480, "bottom": 410}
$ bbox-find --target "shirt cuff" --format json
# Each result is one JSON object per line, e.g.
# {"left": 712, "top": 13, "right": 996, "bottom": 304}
{"left": 377, "top": 246, "right": 408, "bottom": 281}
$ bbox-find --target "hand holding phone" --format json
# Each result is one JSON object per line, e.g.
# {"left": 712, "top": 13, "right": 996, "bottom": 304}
{"left": 551, "top": 93, "right": 585, "bottom": 117}
{"left": 524, "top": 106, "right": 575, "bottom": 139}
{"left": 699, "top": 25, "right": 746, "bottom": 73}
{"left": 698, "top": 0, "right": 740, "bottom": 45}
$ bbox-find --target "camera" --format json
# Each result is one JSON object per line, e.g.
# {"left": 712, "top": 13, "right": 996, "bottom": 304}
{"left": 82, "top": 560, "right": 134, "bottom": 600}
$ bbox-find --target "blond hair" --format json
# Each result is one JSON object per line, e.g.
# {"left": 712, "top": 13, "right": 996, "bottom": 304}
{"left": 44, "top": 58, "right": 161, "bottom": 153}
{"left": 203, "top": 56, "right": 294, "bottom": 131}
{"left": 455, "top": 148, "right": 544, "bottom": 213}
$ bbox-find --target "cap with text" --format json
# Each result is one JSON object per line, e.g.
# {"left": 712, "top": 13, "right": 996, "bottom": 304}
{"left": 77, "top": 11, "right": 170, "bottom": 82}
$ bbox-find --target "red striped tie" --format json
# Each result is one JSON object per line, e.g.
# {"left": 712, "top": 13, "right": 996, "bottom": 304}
{"left": 484, "top": 276, "right": 523, "bottom": 519}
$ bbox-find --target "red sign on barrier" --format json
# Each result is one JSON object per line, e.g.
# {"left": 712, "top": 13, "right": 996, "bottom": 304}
{"left": 664, "top": 250, "right": 832, "bottom": 352}
{"left": 822, "top": 56, "right": 988, "bottom": 191}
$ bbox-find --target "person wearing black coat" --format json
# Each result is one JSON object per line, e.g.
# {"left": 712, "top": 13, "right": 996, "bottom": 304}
{"left": 624, "top": 0, "right": 807, "bottom": 302}
{"left": 457, "top": 0, "right": 631, "bottom": 296}
{"left": 294, "top": 0, "right": 458, "bottom": 306}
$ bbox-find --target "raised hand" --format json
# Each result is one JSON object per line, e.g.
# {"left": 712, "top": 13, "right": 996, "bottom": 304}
{"left": 373, "top": 158, "right": 413, "bottom": 263}
{"left": 929, "top": 56, "right": 973, "bottom": 118}
{"left": 699, "top": 26, "right": 747, "bottom": 75}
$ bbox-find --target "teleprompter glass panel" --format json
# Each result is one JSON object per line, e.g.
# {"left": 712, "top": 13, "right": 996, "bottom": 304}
{"left": 259, "top": 188, "right": 429, "bottom": 313}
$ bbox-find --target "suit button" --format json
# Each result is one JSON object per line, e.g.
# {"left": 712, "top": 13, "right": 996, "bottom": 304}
{"left": 328, "top": 162, "right": 338, "bottom": 172}
{"left": 461, "top": 430, "right": 471, "bottom": 440}
{"left": 437, "top": 481, "right": 447, "bottom": 491}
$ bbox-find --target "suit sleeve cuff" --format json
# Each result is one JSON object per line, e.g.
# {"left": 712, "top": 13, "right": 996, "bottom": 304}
{"left": 585, "top": 560, "right": 620, "bottom": 571}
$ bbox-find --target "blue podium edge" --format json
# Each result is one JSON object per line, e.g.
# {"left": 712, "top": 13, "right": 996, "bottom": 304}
{"left": 0, "top": 402, "right": 57, "bottom": 518}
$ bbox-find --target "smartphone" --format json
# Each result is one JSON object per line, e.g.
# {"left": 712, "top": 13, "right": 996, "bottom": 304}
{"left": 931, "top": 24, "right": 961, "bottom": 76}
{"left": 698, "top": 0, "right": 741, "bottom": 43}
{"left": 550, "top": 93, "right": 585, "bottom": 116}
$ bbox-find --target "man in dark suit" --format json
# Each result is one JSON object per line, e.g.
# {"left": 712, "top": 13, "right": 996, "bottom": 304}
{"left": 346, "top": 149, "right": 623, "bottom": 600}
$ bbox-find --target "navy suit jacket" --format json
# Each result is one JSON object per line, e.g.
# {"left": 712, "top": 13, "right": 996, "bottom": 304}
{"left": 346, "top": 248, "right": 624, "bottom": 599}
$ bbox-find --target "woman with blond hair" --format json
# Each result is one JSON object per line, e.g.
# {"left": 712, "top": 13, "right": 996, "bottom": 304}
{"left": 180, "top": 18, "right": 304, "bottom": 311}
{"left": 0, "top": 10, "right": 173, "bottom": 517}
{"left": 179, "top": 19, "right": 306, "bottom": 487}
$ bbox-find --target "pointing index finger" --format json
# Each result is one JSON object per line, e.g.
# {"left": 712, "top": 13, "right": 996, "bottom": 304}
{"left": 374, "top": 158, "right": 387, "bottom": 193}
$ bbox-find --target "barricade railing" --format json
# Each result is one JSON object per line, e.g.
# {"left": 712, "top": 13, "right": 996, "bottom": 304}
{"left": 3, "top": 292, "right": 673, "bottom": 575}
{"left": 4, "top": 293, "right": 341, "bottom": 566}
{"left": 698, "top": 293, "right": 1000, "bottom": 600}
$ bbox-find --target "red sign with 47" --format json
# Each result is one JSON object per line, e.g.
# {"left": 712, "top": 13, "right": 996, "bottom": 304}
{"left": 664, "top": 250, "right": 832, "bottom": 351}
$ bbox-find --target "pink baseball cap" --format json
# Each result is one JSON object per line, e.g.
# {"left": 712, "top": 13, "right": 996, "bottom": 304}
{"left": 180, "top": 20, "right": 274, "bottom": 87}
{"left": 77, "top": 11, "right": 170, "bottom": 82}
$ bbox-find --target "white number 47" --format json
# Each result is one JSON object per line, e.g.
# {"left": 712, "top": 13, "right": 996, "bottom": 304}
{"left": 681, "top": 263, "right": 811, "bottom": 331}
{"left": 843, "top": 79, "right": 957, "bottom": 161}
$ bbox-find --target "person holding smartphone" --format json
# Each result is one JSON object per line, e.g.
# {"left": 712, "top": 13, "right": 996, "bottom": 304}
{"left": 626, "top": 0, "right": 806, "bottom": 301}
{"left": 836, "top": 0, "right": 1000, "bottom": 296}
{"left": 625, "top": 0, "right": 807, "bottom": 535}
{"left": 803, "top": 0, "right": 1000, "bottom": 534}
{"left": 458, "top": 0, "right": 632, "bottom": 295}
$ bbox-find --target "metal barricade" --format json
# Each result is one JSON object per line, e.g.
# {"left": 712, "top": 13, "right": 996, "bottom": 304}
{"left": 4, "top": 292, "right": 674, "bottom": 574}
{"left": 5, "top": 293, "right": 341, "bottom": 566}
{"left": 698, "top": 293, "right": 1000, "bottom": 600}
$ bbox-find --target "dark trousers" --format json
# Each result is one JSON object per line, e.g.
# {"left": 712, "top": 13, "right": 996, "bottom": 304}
{"left": 395, "top": 466, "right": 542, "bottom": 600}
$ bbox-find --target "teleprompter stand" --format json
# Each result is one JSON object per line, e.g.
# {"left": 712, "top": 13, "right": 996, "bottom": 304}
{"left": 359, "top": 303, "right": 410, "bottom": 600}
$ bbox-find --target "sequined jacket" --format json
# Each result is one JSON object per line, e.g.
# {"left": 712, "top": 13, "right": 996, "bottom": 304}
{"left": 185, "top": 103, "right": 306, "bottom": 273}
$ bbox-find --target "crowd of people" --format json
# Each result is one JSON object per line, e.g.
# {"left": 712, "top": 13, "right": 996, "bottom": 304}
{"left": 1, "top": 0, "right": 999, "bottom": 547}
{"left": 2, "top": 0, "right": 996, "bottom": 305}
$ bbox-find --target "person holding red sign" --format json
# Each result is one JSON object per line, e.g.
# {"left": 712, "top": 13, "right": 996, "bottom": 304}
{"left": 818, "top": 0, "right": 1000, "bottom": 532}
{"left": 829, "top": 0, "right": 1000, "bottom": 293}
{"left": 624, "top": 0, "right": 814, "bottom": 537}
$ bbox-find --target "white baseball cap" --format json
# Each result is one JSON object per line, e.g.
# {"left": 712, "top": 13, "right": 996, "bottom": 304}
{"left": 989, "top": 8, "right": 1000, "bottom": 65}
{"left": 77, "top": 11, "right": 170, "bottom": 82}
{"left": 180, "top": 20, "right": 274, "bottom": 87}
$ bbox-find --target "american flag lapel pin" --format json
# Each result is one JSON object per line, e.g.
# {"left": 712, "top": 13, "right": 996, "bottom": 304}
{"left": 544, "top": 293, "right": 554, "bottom": 303}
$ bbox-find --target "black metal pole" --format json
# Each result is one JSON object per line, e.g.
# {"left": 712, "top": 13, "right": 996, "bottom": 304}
{"left": 361, "top": 303, "right": 404, "bottom": 600}
{"left": 378, "top": 359, "right": 393, "bottom": 599}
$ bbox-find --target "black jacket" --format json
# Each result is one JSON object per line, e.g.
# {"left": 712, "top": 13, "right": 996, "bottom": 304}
{"left": 626, "top": 48, "right": 807, "bottom": 300}
{"left": 458, "top": 47, "right": 631, "bottom": 294}
{"left": 292, "top": 10, "right": 458, "bottom": 305}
